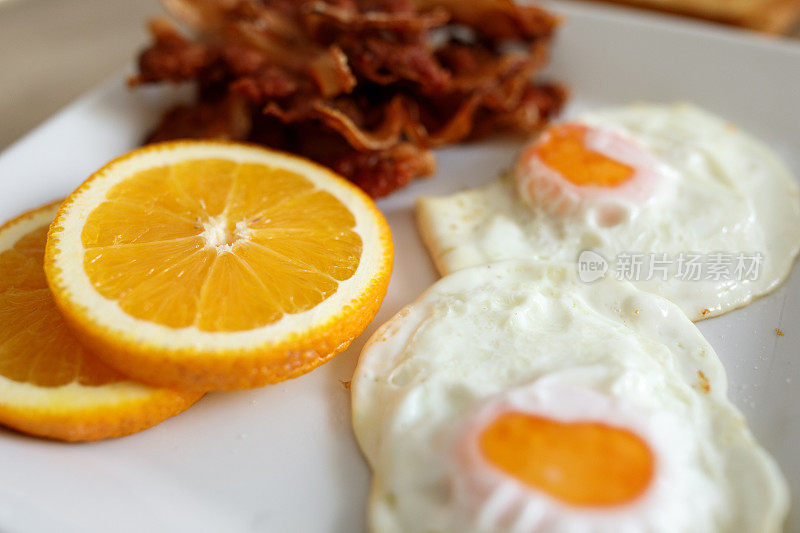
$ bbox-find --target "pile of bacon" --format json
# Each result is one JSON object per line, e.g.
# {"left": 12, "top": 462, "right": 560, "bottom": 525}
{"left": 131, "top": 0, "right": 567, "bottom": 197}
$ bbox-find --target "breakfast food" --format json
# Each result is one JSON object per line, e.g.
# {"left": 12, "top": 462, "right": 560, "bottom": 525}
{"left": 45, "top": 141, "right": 393, "bottom": 391}
{"left": 0, "top": 202, "right": 202, "bottom": 441}
{"left": 352, "top": 261, "right": 789, "bottom": 532}
{"left": 586, "top": 0, "right": 800, "bottom": 34}
{"left": 417, "top": 103, "right": 800, "bottom": 320}
{"left": 130, "top": 0, "right": 567, "bottom": 198}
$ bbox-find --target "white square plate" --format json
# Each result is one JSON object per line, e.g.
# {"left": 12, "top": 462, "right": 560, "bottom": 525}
{"left": 0, "top": 2, "right": 798, "bottom": 531}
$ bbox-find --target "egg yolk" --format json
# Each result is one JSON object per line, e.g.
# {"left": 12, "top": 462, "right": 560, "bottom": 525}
{"left": 535, "top": 123, "right": 635, "bottom": 188}
{"left": 479, "top": 412, "right": 654, "bottom": 507}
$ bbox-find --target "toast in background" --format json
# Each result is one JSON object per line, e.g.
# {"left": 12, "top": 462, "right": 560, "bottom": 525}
{"left": 584, "top": 0, "right": 800, "bottom": 33}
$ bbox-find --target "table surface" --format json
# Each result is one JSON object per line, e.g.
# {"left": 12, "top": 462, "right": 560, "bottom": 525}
{"left": 0, "top": 0, "right": 798, "bottom": 153}
{"left": 0, "top": 0, "right": 160, "bottom": 151}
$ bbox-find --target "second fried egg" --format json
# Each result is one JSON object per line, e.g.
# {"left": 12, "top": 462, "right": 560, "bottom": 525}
{"left": 417, "top": 103, "right": 800, "bottom": 320}
{"left": 352, "top": 261, "right": 788, "bottom": 532}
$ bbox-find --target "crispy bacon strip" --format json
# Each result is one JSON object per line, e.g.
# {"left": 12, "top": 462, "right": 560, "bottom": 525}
{"left": 333, "top": 143, "right": 437, "bottom": 198}
{"left": 131, "top": 18, "right": 212, "bottom": 85}
{"left": 132, "top": 0, "right": 567, "bottom": 197}
{"left": 146, "top": 93, "right": 252, "bottom": 142}
{"left": 413, "top": 0, "right": 560, "bottom": 40}
{"left": 305, "top": 1, "right": 451, "bottom": 32}
{"left": 308, "top": 46, "right": 357, "bottom": 97}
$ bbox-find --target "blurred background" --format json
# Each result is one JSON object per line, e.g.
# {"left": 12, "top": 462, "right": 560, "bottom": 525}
{"left": 1, "top": 0, "right": 798, "bottom": 151}
{"left": 0, "top": 0, "right": 159, "bottom": 150}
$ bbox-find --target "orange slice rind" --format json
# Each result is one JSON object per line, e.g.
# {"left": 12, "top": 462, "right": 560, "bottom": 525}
{"left": 0, "top": 202, "right": 202, "bottom": 441}
{"left": 45, "top": 141, "right": 393, "bottom": 390}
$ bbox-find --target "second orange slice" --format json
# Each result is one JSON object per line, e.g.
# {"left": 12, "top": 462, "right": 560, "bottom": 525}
{"left": 45, "top": 142, "right": 393, "bottom": 390}
{"left": 0, "top": 202, "right": 201, "bottom": 441}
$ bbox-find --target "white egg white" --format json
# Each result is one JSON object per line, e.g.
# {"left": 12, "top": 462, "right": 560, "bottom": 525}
{"left": 352, "top": 261, "right": 788, "bottom": 533}
{"left": 416, "top": 103, "right": 800, "bottom": 320}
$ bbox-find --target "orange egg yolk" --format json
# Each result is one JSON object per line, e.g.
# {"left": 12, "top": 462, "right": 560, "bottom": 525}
{"left": 479, "top": 412, "right": 654, "bottom": 507}
{"left": 535, "top": 124, "right": 635, "bottom": 187}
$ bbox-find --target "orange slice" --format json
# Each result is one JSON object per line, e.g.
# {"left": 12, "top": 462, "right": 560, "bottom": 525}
{"left": 0, "top": 202, "right": 202, "bottom": 441}
{"left": 45, "top": 142, "right": 393, "bottom": 390}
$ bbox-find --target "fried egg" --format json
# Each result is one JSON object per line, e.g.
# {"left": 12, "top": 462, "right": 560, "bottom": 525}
{"left": 352, "top": 261, "right": 788, "bottom": 532}
{"left": 417, "top": 103, "right": 800, "bottom": 320}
